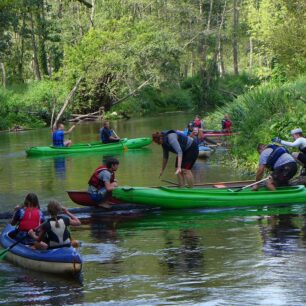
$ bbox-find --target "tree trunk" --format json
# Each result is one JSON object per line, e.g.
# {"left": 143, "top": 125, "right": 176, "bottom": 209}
{"left": 90, "top": 0, "right": 95, "bottom": 27}
{"left": 36, "top": 0, "right": 49, "bottom": 76}
{"left": 0, "top": 63, "right": 6, "bottom": 88}
{"left": 232, "top": 0, "right": 239, "bottom": 75}
{"left": 29, "top": 11, "right": 41, "bottom": 80}
{"left": 249, "top": 36, "right": 253, "bottom": 73}
{"left": 217, "top": 0, "right": 227, "bottom": 77}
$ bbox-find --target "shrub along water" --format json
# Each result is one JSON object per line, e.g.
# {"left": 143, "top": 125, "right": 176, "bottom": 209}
{"left": 208, "top": 75, "right": 306, "bottom": 171}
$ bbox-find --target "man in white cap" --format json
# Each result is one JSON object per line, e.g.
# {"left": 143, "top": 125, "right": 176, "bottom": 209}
{"left": 272, "top": 128, "right": 306, "bottom": 176}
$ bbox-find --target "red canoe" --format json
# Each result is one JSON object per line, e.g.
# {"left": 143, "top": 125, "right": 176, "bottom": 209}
{"left": 202, "top": 130, "right": 239, "bottom": 137}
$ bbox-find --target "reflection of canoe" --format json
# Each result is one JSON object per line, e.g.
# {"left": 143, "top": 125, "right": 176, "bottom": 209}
{"left": 0, "top": 224, "right": 82, "bottom": 275}
{"left": 198, "top": 145, "right": 212, "bottom": 158}
{"left": 113, "top": 185, "right": 306, "bottom": 209}
{"left": 67, "top": 181, "right": 255, "bottom": 207}
{"left": 26, "top": 137, "right": 152, "bottom": 156}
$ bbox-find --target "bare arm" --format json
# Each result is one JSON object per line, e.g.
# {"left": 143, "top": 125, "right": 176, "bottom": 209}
{"left": 104, "top": 181, "right": 118, "bottom": 192}
{"left": 252, "top": 165, "right": 266, "bottom": 191}
{"left": 64, "top": 124, "right": 76, "bottom": 134}
{"left": 62, "top": 208, "right": 81, "bottom": 226}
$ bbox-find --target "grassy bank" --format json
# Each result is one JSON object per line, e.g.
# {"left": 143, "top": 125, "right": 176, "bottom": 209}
{"left": 208, "top": 75, "right": 306, "bottom": 171}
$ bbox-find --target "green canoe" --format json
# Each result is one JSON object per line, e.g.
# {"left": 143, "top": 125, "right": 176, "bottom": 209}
{"left": 112, "top": 185, "right": 306, "bottom": 209}
{"left": 26, "top": 137, "right": 152, "bottom": 156}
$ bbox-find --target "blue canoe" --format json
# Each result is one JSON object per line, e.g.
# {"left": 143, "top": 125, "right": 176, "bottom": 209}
{"left": 0, "top": 224, "right": 82, "bottom": 275}
{"left": 198, "top": 145, "right": 212, "bottom": 158}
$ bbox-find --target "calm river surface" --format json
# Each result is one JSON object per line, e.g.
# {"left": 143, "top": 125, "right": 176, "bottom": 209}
{"left": 1, "top": 113, "right": 306, "bottom": 305}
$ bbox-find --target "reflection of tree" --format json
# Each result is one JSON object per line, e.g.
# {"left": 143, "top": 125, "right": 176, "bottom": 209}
{"left": 258, "top": 214, "right": 299, "bottom": 257}
{"left": 162, "top": 229, "right": 204, "bottom": 274}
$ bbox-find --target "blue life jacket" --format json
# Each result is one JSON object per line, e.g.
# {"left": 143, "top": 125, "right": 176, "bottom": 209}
{"left": 100, "top": 128, "right": 112, "bottom": 143}
{"left": 162, "top": 130, "right": 189, "bottom": 154}
{"left": 52, "top": 130, "right": 64, "bottom": 147}
{"left": 266, "top": 144, "right": 289, "bottom": 170}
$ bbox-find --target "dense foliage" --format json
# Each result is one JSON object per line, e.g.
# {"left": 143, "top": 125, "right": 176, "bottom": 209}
{"left": 0, "top": 0, "right": 305, "bottom": 129}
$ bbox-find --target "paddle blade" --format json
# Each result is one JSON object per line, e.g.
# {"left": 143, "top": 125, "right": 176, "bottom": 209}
{"left": 123, "top": 145, "right": 128, "bottom": 152}
{"left": 0, "top": 248, "right": 8, "bottom": 260}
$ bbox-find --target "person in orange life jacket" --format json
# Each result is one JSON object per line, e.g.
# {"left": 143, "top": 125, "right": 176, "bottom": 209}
{"left": 193, "top": 115, "right": 204, "bottom": 129}
{"left": 10, "top": 193, "right": 45, "bottom": 245}
{"left": 272, "top": 128, "right": 306, "bottom": 176}
{"left": 152, "top": 130, "right": 199, "bottom": 187}
{"left": 221, "top": 114, "right": 232, "bottom": 132}
{"left": 88, "top": 157, "right": 119, "bottom": 202}
{"left": 252, "top": 143, "right": 297, "bottom": 191}
{"left": 52, "top": 122, "right": 76, "bottom": 147}
{"left": 100, "top": 121, "right": 120, "bottom": 144}
{"left": 29, "top": 200, "right": 81, "bottom": 250}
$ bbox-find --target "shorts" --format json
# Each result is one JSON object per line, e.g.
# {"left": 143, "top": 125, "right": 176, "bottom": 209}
{"left": 175, "top": 141, "right": 199, "bottom": 170}
{"left": 89, "top": 187, "right": 108, "bottom": 202}
{"left": 297, "top": 152, "right": 306, "bottom": 165}
{"left": 272, "top": 162, "right": 297, "bottom": 187}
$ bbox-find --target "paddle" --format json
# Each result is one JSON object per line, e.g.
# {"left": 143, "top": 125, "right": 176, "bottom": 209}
{"left": 228, "top": 177, "right": 270, "bottom": 192}
{"left": 112, "top": 130, "right": 128, "bottom": 151}
{"left": 160, "top": 179, "right": 178, "bottom": 185}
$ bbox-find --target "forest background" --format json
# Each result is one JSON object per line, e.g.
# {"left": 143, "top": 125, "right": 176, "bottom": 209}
{"left": 0, "top": 0, "right": 305, "bottom": 167}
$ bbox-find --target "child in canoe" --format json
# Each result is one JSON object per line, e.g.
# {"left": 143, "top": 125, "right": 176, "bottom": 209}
{"left": 29, "top": 200, "right": 81, "bottom": 249}
{"left": 11, "top": 193, "right": 45, "bottom": 245}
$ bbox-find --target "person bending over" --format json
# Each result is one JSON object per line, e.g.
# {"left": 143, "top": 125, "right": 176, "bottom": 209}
{"left": 272, "top": 128, "right": 306, "bottom": 176}
{"left": 152, "top": 130, "right": 199, "bottom": 187}
{"left": 252, "top": 143, "right": 297, "bottom": 191}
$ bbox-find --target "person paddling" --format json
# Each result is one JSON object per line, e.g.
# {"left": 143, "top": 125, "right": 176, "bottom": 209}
{"left": 29, "top": 200, "right": 81, "bottom": 249}
{"left": 88, "top": 157, "right": 119, "bottom": 203}
{"left": 10, "top": 193, "right": 45, "bottom": 245}
{"left": 52, "top": 122, "right": 76, "bottom": 147}
{"left": 152, "top": 130, "right": 199, "bottom": 187}
{"left": 252, "top": 143, "right": 297, "bottom": 191}
{"left": 272, "top": 128, "right": 306, "bottom": 176}
{"left": 100, "top": 121, "right": 120, "bottom": 144}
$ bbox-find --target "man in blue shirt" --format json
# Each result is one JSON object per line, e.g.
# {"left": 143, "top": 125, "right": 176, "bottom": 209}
{"left": 52, "top": 123, "right": 76, "bottom": 147}
{"left": 100, "top": 121, "right": 120, "bottom": 144}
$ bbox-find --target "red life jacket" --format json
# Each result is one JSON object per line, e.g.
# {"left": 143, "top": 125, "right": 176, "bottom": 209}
{"left": 18, "top": 207, "right": 41, "bottom": 231}
{"left": 193, "top": 119, "right": 202, "bottom": 128}
{"left": 88, "top": 165, "right": 115, "bottom": 190}
{"left": 224, "top": 120, "right": 232, "bottom": 130}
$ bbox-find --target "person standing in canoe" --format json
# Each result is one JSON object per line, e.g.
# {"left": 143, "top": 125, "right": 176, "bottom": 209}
{"left": 272, "top": 128, "right": 306, "bottom": 177}
{"left": 252, "top": 143, "right": 297, "bottom": 191}
{"left": 152, "top": 130, "right": 199, "bottom": 187}
{"left": 10, "top": 193, "right": 45, "bottom": 245}
{"left": 29, "top": 200, "right": 81, "bottom": 249}
{"left": 88, "top": 157, "right": 119, "bottom": 203}
{"left": 52, "top": 122, "right": 76, "bottom": 147}
{"left": 100, "top": 121, "right": 120, "bottom": 144}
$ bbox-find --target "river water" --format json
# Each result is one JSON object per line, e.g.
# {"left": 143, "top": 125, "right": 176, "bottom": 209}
{"left": 1, "top": 113, "right": 306, "bottom": 305}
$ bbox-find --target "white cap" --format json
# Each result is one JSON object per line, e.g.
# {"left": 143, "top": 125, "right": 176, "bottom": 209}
{"left": 291, "top": 128, "right": 303, "bottom": 135}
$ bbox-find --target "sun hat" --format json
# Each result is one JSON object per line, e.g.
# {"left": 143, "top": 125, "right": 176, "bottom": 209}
{"left": 291, "top": 128, "right": 303, "bottom": 135}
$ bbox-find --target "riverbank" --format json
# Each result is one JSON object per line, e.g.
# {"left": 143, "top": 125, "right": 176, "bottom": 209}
{"left": 208, "top": 75, "right": 306, "bottom": 171}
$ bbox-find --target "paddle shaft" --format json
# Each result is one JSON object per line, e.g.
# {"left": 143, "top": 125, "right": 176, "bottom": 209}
{"left": 230, "top": 177, "right": 270, "bottom": 192}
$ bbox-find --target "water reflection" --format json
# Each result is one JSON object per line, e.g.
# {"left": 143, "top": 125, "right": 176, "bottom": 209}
{"left": 53, "top": 157, "right": 66, "bottom": 180}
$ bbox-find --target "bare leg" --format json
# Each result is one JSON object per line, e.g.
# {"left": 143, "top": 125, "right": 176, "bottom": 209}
{"left": 183, "top": 169, "right": 194, "bottom": 188}
{"left": 176, "top": 172, "right": 185, "bottom": 187}
{"left": 266, "top": 177, "right": 276, "bottom": 191}
{"left": 64, "top": 140, "right": 72, "bottom": 147}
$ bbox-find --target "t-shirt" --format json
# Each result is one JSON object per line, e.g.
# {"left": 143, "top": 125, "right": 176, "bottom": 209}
{"left": 259, "top": 148, "right": 295, "bottom": 168}
{"left": 281, "top": 137, "right": 306, "bottom": 151}
{"left": 100, "top": 127, "right": 112, "bottom": 143}
{"left": 88, "top": 169, "right": 112, "bottom": 193}
{"left": 162, "top": 133, "right": 193, "bottom": 159}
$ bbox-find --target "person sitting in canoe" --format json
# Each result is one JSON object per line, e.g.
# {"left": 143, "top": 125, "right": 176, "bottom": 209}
{"left": 52, "top": 122, "right": 76, "bottom": 147}
{"left": 252, "top": 143, "right": 297, "bottom": 191}
{"left": 221, "top": 114, "right": 232, "bottom": 132}
{"left": 183, "top": 122, "right": 194, "bottom": 136}
{"left": 152, "top": 130, "right": 199, "bottom": 187}
{"left": 88, "top": 157, "right": 119, "bottom": 203}
{"left": 10, "top": 193, "right": 45, "bottom": 245}
{"left": 100, "top": 121, "right": 120, "bottom": 144}
{"left": 272, "top": 128, "right": 306, "bottom": 177}
{"left": 193, "top": 115, "right": 204, "bottom": 129}
{"left": 28, "top": 200, "right": 81, "bottom": 249}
